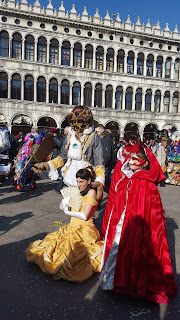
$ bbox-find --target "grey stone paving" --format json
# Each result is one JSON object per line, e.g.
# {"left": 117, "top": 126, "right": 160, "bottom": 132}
{"left": 0, "top": 177, "right": 179, "bottom": 320}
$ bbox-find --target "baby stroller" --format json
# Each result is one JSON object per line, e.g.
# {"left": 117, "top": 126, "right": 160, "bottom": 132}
{"left": 13, "top": 132, "right": 56, "bottom": 192}
{"left": 0, "top": 128, "right": 11, "bottom": 182}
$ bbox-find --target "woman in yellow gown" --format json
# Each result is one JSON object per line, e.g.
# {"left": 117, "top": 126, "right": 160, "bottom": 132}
{"left": 26, "top": 167, "right": 104, "bottom": 282}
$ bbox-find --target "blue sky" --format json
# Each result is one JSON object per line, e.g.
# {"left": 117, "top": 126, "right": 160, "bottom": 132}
{"left": 27, "top": 0, "right": 179, "bottom": 32}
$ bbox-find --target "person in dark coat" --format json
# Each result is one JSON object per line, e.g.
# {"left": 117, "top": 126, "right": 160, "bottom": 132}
{"left": 95, "top": 125, "right": 115, "bottom": 193}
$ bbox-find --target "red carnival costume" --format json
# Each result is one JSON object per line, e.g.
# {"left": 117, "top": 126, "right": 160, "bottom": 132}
{"left": 100, "top": 146, "right": 177, "bottom": 304}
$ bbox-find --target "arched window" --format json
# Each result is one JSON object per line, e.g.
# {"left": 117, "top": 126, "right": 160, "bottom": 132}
{"left": 106, "top": 48, "right": 114, "bottom": 72}
{"left": 94, "top": 83, "right": 102, "bottom": 108}
{"left": 24, "top": 75, "right": 34, "bottom": 101}
{"left": 61, "top": 79, "right": 69, "bottom": 104}
{"left": 105, "top": 85, "right": 113, "bottom": 108}
{"left": 11, "top": 73, "right": 21, "bottom": 100}
{"left": 174, "top": 59, "right": 179, "bottom": 80}
{"left": 72, "top": 81, "right": 81, "bottom": 105}
{"left": 12, "top": 33, "right": 22, "bottom": 59}
{"left": 165, "top": 57, "right": 171, "bottom": 78}
{"left": 127, "top": 51, "right": 134, "bottom": 74}
{"left": 125, "top": 87, "right": 133, "bottom": 110}
{"left": 49, "top": 78, "right": 58, "bottom": 103}
{"left": 145, "top": 89, "right": 152, "bottom": 111}
{"left": 25, "top": 35, "right": 34, "bottom": 61}
{"left": 117, "top": 49, "right": 124, "bottom": 73}
{"left": 115, "top": 86, "right": 123, "bottom": 109}
{"left": 135, "top": 88, "right": 142, "bottom": 110}
{"left": 37, "top": 76, "right": 46, "bottom": 102}
{"left": 84, "top": 82, "right": 92, "bottom": 107}
{"left": 172, "top": 92, "right": 179, "bottom": 113}
{"left": 146, "top": 54, "right": 154, "bottom": 76}
{"left": 61, "top": 41, "right": 70, "bottom": 66}
{"left": 154, "top": 90, "right": 161, "bottom": 112}
{"left": 96, "top": 46, "right": 104, "bottom": 71}
{"left": 73, "top": 42, "right": 82, "bottom": 67}
{"left": 0, "top": 72, "right": 8, "bottom": 98}
{"left": 37, "top": 37, "right": 47, "bottom": 63}
{"left": 156, "top": 56, "right": 163, "bottom": 78}
{"left": 50, "top": 39, "right": 59, "bottom": 64}
{"left": 137, "top": 53, "right": 144, "bottom": 75}
{"left": 163, "top": 92, "right": 170, "bottom": 112}
{"left": 0, "top": 31, "right": 9, "bottom": 57}
{"left": 85, "top": 44, "right": 93, "bottom": 69}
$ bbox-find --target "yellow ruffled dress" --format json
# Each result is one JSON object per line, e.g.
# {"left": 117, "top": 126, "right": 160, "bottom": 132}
{"left": 26, "top": 195, "right": 104, "bottom": 282}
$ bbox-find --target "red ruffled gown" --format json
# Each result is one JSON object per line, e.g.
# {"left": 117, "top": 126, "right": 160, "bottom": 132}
{"left": 100, "top": 147, "right": 178, "bottom": 304}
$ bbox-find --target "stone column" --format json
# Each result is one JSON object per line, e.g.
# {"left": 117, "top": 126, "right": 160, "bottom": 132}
{"left": 114, "top": 50, "right": 117, "bottom": 72}
{"left": 34, "top": 39, "right": 38, "bottom": 61}
{"left": 91, "top": 84, "right": 95, "bottom": 107}
{"left": 132, "top": 87, "right": 135, "bottom": 110}
{"left": 151, "top": 89, "right": 155, "bottom": 112}
{"left": 58, "top": 81, "right": 61, "bottom": 104}
{"left": 69, "top": 84, "right": 72, "bottom": 105}
{"left": 122, "top": 88, "right": 126, "bottom": 110}
{"left": 70, "top": 47, "right": 73, "bottom": 67}
{"left": 81, "top": 48, "right": 85, "bottom": 68}
{"left": 22, "top": 39, "right": 25, "bottom": 60}
{"left": 141, "top": 88, "right": 145, "bottom": 111}
{"left": 162, "top": 56, "right": 166, "bottom": 78}
{"left": 8, "top": 76, "right": 11, "bottom": 99}
{"left": 112, "top": 87, "right": 115, "bottom": 109}
{"left": 47, "top": 40, "right": 50, "bottom": 63}
{"left": 134, "top": 52, "right": 137, "bottom": 75}
{"left": 152, "top": 59, "right": 156, "bottom": 77}
{"left": 59, "top": 45, "right": 61, "bottom": 65}
{"left": 160, "top": 91, "right": 164, "bottom": 113}
{"left": 169, "top": 91, "right": 173, "bottom": 113}
{"left": 9, "top": 36, "right": 12, "bottom": 58}
{"left": 34, "top": 78, "right": 37, "bottom": 102}
{"left": 81, "top": 85, "right": 84, "bottom": 105}
{"left": 46, "top": 79, "right": 48, "bottom": 103}
{"left": 170, "top": 58, "right": 175, "bottom": 80}
{"left": 103, "top": 50, "right": 106, "bottom": 71}
{"left": 143, "top": 53, "right": 147, "bottom": 76}
{"left": 21, "top": 76, "right": 24, "bottom": 100}
{"left": 102, "top": 87, "right": 105, "bottom": 108}
{"left": 124, "top": 52, "right": 127, "bottom": 74}
{"left": 93, "top": 49, "right": 96, "bottom": 69}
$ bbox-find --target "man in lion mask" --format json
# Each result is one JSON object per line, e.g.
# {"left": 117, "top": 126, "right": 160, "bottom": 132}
{"left": 33, "top": 106, "right": 105, "bottom": 200}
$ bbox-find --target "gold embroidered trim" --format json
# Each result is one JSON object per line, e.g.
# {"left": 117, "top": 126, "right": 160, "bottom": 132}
{"left": 82, "top": 132, "right": 95, "bottom": 156}
{"left": 65, "top": 133, "right": 71, "bottom": 150}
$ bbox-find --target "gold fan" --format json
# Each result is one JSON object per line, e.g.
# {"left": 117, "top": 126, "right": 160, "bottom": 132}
{"left": 61, "top": 186, "right": 82, "bottom": 211}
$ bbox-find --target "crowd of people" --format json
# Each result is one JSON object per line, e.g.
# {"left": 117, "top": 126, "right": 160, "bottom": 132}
{"left": 0, "top": 105, "right": 179, "bottom": 305}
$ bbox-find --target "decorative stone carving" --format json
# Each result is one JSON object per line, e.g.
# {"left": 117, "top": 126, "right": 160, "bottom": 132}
{"left": 135, "top": 17, "right": 141, "bottom": 32}
{"left": 93, "top": 8, "right": 100, "bottom": 24}
{"left": 58, "top": 1, "right": 65, "bottom": 18}
{"left": 20, "top": 0, "right": 28, "bottom": 11}
{"left": 103, "top": 10, "right": 111, "bottom": 26}
{"left": 46, "top": 0, "right": 54, "bottom": 16}
{"left": 33, "top": 0, "right": 41, "bottom": 14}
{"left": 81, "top": 6, "right": 88, "bottom": 22}
{"left": 12, "top": 115, "right": 33, "bottom": 126}
{"left": 125, "top": 15, "right": 132, "bottom": 30}
{"left": 69, "top": 4, "right": 77, "bottom": 20}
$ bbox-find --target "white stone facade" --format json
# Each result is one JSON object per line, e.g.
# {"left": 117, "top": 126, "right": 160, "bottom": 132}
{"left": 0, "top": 1, "right": 180, "bottom": 139}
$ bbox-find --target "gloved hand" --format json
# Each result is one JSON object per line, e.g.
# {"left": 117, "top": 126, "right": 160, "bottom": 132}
{"left": 91, "top": 181, "right": 104, "bottom": 201}
{"left": 32, "top": 161, "right": 50, "bottom": 174}
{"left": 60, "top": 196, "right": 70, "bottom": 211}
{"left": 59, "top": 196, "right": 86, "bottom": 220}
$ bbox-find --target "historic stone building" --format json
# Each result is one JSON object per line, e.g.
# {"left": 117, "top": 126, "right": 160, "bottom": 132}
{"left": 0, "top": 0, "right": 180, "bottom": 140}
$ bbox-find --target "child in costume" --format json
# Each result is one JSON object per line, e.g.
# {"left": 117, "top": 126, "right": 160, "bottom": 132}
{"left": 32, "top": 106, "right": 105, "bottom": 200}
{"left": 100, "top": 144, "right": 177, "bottom": 304}
{"left": 26, "top": 167, "right": 104, "bottom": 282}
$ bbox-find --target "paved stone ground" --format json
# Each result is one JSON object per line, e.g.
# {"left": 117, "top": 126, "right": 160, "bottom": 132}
{"left": 0, "top": 176, "right": 180, "bottom": 320}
